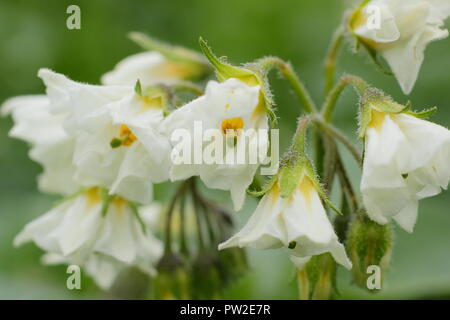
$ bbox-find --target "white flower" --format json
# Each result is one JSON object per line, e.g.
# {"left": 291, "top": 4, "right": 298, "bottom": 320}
{"left": 101, "top": 51, "right": 202, "bottom": 86}
{"left": 218, "top": 176, "right": 352, "bottom": 270}
{"left": 38, "top": 68, "right": 171, "bottom": 204}
{"left": 1, "top": 95, "right": 78, "bottom": 195}
{"left": 361, "top": 111, "right": 450, "bottom": 232}
{"left": 15, "top": 188, "right": 163, "bottom": 289}
{"left": 163, "top": 78, "right": 269, "bottom": 211}
{"left": 290, "top": 255, "right": 311, "bottom": 269}
{"left": 351, "top": 0, "right": 450, "bottom": 94}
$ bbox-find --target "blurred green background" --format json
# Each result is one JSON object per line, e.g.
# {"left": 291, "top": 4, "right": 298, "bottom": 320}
{"left": 0, "top": 0, "right": 449, "bottom": 299}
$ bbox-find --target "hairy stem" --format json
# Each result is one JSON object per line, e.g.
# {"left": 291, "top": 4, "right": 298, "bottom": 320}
{"left": 313, "top": 116, "right": 362, "bottom": 166}
{"left": 324, "top": 26, "right": 345, "bottom": 95}
{"left": 322, "top": 74, "right": 369, "bottom": 122}
{"left": 258, "top": 56, "right": 317, "bottom": 114}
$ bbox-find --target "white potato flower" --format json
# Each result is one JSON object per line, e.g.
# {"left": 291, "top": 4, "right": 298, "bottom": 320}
{"left": 361, "top": 110, "right": 450, "bottom": 232}
{"left": 350, "top": 0, "right": 450, "bottom": 94}
{"left": 38, "top": 68, "right": 172, "bottom": 204}
{"left": 101, "top": 51, "right": 208, "bottom": 86}
{"left": 15, "top": 188, "right": 163, "bottom": 289}
{"left": 102, "top": 52, "right": 173, "bottom": 86}
{"left": 163, "top": 78, "right": 269, "bottom": 211}
{"left": 1, "top": 95, "right": 78, "bottom": 195}
{"left": 219, "top": 176, "right": 352, "bottom": 270}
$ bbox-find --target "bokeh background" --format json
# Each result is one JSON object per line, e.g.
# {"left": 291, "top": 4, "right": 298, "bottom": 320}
{"left": 0, "top": 0, "right": 449, "bottom": 299}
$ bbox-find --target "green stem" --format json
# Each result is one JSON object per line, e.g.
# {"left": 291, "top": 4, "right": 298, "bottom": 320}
{"left": 322, "top": 74, "right": 369, "bottom": 122}
{"left": 324, "top": 26, "right": 345, "bottom": 95}
{"left": 190, "top": 180, "right": 206, "bottom": 251}
{"left": 336, "top": 154, "right": 359, "bottom": 212}
{"left": 178, "top": 193, "right": 188, "bottom": 256}
{"left": 257, "top": 56, "right": 317, "bottom": 114}
{"left": 313, "top": 116, "right": 362, "bottom": 166}
{"left": 292, "top": 116, "right": 310, "bottom": 155}
{"left": 164, "top": 179, "right": 191, "bottom": 254}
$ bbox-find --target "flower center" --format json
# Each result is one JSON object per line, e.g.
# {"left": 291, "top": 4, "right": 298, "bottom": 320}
{"left": 221, "top": 117, "right": 244, "bottom": 135}
{"left": 110, "top": 125, "right": 137, "bottom": 148}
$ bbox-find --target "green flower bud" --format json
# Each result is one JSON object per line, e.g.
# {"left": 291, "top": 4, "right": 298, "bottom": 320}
{"left": 152, "top": 253, "right": 191, "bottom": 299}
{"left": 295, "top": 253, "right": 337, "bottom": 300}
{"left": 346, "top": 215, "right": 393, "bottom": 291}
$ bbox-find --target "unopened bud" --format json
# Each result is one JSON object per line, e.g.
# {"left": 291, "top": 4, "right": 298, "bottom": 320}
{"left": 292, "top": 253, "right": 337, "bottom": 300}
{"left": 346, "top": 215, "right": 393, "bottom": 291}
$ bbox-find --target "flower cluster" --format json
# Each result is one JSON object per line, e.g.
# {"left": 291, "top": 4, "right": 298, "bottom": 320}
{"left": 2, "top": 0, "right": 450, "bottom": 299}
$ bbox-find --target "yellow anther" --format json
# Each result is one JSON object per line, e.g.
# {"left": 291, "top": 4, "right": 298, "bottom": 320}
{"left": 220, "top": 117, "right": 244, "bottom": 135}
{"left": 119, "top": 124, "right": 137, "bottom": 146}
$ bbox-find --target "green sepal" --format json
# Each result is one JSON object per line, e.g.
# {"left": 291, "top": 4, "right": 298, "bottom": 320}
{"left": 278, "top": 156, "right": 306, "bottom": 198}
{"left": 199, "top": 38, "right": 276, "bottom": 122}
{"left": 246, "top": 174, "right": 278, "bottom": 197}
{"left": 100, "top": 188, "right": 113, "bottom": 217}
{"left": 199, "top": 37, "right": 256, "bottom": 82}
{"left": 406, "top": 106, "right": 438, "bottom": 119}
{"left": 52, "top": 187, "right": 87, "bottom": 207}
{"left": 129, "top": 201, "right": 147, "bottom": 234}
{"left": 360, "top": 43, "right": 393, "bottom": 76}
{"left": 358, "top": 88, "right": 407, "bottom": 139}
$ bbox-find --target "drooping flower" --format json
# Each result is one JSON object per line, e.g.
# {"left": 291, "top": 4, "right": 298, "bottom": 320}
{"left": 361, "top": 108, "right": 450, "bottom": 232}
{"left": 38, "top": 69, "right": 172, "bottom": 204}
{"left": 349, "top": 0, "right": 450, "bottom": 94}
{"left": 218, "top": 175, "right": 352, "bottom": 269}
{"left": 1, "top": 95, "right": 78, "bottom": 195}
{"left": 15, "top": 188, "right": 163, "bottom": 289}
{"left": 101, "top": 51, "right": 205, "bottom": 86}
{"left": 163, "top": 78, "right": 269, "bottom": 211}
{"left": 102, "top": 32, "right": 213, "bottom": 86}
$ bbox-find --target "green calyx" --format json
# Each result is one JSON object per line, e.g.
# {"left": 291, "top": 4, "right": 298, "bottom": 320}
{"left": 346, "top": 215, "right": 393, "bottom": 290}
{"left": 198, "top": 37, "right": 276, "bottom": 122}
{"left": 358, "top": 88, "right": 407, "bottom": 138}
{"left": 298, "top": 253, "right": 337, "bottom": 300}
{"left": 277, "top": 117, "right": 343, "bottom": 216}
{"left": 358, "top": 88, "right": 439, "bottom": 138}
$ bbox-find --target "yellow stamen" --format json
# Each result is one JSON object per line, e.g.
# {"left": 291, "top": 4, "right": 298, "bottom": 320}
{"left": 221, "top": 117, "right": 244, "bottom": 135}
{"left": 119, "top": 124, "right": 137, "bottom": 146}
